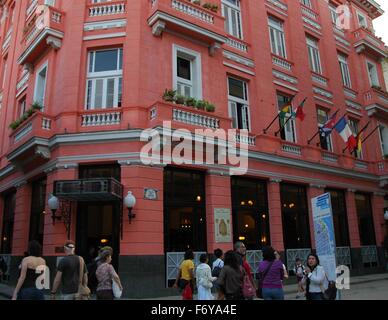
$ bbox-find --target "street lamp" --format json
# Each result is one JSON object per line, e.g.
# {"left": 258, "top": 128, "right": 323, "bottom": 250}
{"left": 124, "top": 191, "right": 136, "bottom": 224}
{"left": 384, "top": 210, "right": 388, "bottom": 222}
{"left": 48, "top": 194, "right": 60, "bottom": 225}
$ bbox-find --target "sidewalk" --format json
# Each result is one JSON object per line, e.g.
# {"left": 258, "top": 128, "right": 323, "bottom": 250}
{"left": 1, "top": 273, "right": 387, "bottom": 300}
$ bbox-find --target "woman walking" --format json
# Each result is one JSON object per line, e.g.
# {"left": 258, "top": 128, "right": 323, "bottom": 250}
{"left": 195, "top": 254, "right": 217, "bottom": 300}
{"left": 173, "top": 250, "right": 195, "bottom": 300}
{"left": 12, "top": 241, "right": 46, "bottom": 300}
{"left": 257, "top": 246, "right": 285, "bottom": 300}
{"left": 95, "top": 250, "right": 123, "bottom": 300}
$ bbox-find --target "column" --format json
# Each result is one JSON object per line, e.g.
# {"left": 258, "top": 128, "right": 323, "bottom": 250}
{"left": 371, "top": 192, "right": 386, "bottom": 268}
{"left": 43, "top": 164, "right": 78, "bottom": 256}
{"left": 205, "top": 171, "right": 233, "bottom": 254}
{"left": 11, "top": 181, "right": 31, "bottom": 256}
{"left": 120, "top": 162, "right": 164, "bottom": 256}
{"left": 268, "top": 178, "right": 284, "bottom": 252}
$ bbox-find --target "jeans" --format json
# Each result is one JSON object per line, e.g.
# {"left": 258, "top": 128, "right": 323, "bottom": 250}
{"left": 17, "top": 288, "right": 45, "bottom": 300}
{"left": 262, "top": 287, "right": 284, "bottom": 300}
{"left": 307, "top": 292, "right": 324, "bottom": 300}
{"left": 62, "top": 293, "right": 77, "bottom": 300}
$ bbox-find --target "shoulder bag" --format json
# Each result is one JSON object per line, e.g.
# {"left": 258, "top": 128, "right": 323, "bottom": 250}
{"left": 75, "top": 256, "right": 91, "bottom": 300}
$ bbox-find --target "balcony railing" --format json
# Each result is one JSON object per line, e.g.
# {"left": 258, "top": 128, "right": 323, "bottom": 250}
{"left": 226, "top": 36, "right": 248, "bottom": 53}
{"left": 26, "top": 0, "right": 39, "bottom": 19}
{"left": 87, "top": 0, "right": 126, "bottom": 18}
{"left": 148, "top": 0, "right": 226, "bottom": 46}
{"left": 272, "top": 54, "right": 293, "bottom": 71}
{"left": 2, "top": 26, "right": 13, "bottom": 52}
{"left": 81, "top": 110, "right": 122, "bottom": 127}
{"left": 353, "top": 27, "right": 387, "bottom": 58}
{"left": 311, "top": 71, "right": 328, "bottom": 87}
{"left": 281, "top": 143, "right": 302, "bottom": 156}
{"left": 173, "top": 108, "right": 220, "bottom": 129}
{"left": 364, "top": 87, "right": 388, "bottom": 107}
{"left": 266, "top": 0, "right": 288, "bottom": 12}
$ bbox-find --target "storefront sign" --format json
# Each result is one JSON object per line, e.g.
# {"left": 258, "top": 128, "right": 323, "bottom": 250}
{"left": 311, "top": 193, "right": 337, "bottom": 284}
{"left": 214, "top": 208, "right": 232, "bottom": 243}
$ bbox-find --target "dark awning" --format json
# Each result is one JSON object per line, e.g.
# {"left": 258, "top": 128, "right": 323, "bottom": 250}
{"left": 54, "top": 178, "right": 123, "bottom": 201}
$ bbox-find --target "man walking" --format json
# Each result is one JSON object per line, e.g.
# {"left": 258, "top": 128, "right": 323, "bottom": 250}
{"left": 234, "top": 241, "right": 257, "bottom": 299}
{"left": 51, "top": 240, "right": 88, "bottom": 300}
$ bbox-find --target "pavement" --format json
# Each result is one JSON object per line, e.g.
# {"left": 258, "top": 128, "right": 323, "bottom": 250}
{"left": 1, "top": 272, "right": 387, "bottom": 300}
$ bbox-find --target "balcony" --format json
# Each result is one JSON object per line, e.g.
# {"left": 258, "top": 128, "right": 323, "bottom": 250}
{"left": 18, "top": 6, "right": 65, "bottom": 65}
{"left": 365, "top": 87, "right": 388, "bottom": 119}
{"left": 148, "top": 0, "right": 227, "bottom": 49}
{"left": 311, "top": 71, "right": 328, "bottom": 88}
{"left": 80, "top": 109, "right": 122, "bottom": 128}
{"left": 352, "top": 27, "right": 387, "bottom": 59}
{"left": 7, "top": 112, "right": 54, "bottom": 168}
{"left": 85, "top": 0, "right": 126, "bottom": 22}
{"left": 299, "top": 2, "right": 321, "bottom": 31}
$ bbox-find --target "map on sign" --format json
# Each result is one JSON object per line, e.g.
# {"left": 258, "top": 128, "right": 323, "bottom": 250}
{"left": 314, "top": 216, "right": 336, "bottom": 256}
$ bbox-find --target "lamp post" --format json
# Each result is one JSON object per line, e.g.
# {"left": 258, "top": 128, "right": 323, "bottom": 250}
{"left": 48, "top": 194, "right": 60, "bottom": 225}
{"left": 124, "top": 191, "right": 136, "bottom": 224}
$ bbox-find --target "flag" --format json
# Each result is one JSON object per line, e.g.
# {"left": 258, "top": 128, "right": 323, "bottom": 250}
{"left": 279, "top": 103, "right": 292, "bottom": 126}
{"left": 334, "top": 117, "right": 357, "bottom": 152}
{"left": 356, "top": 132, "right": 363, "bottom": 153}
{"left": 319, "top": 110, "right": 338, "bottom": 138}
{"left": 294, "top": 98, "right": 307, "bottom": 121}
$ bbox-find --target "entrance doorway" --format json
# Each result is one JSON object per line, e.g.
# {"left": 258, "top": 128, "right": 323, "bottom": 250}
{"left": 76, "top": 202, "right": 120, "bottom": 269}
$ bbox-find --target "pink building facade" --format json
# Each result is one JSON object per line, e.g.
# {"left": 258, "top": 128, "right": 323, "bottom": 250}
{"left": 0, "top": 0, "right": 387, "bottom": 297}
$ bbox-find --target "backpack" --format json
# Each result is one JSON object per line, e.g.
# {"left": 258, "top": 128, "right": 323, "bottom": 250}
{"left": 241, "top": 267, "right": 255, "bottom": 299}
{"left": 86, "top": 260, "right": 99, "bottom": 293}
{"left": 212, "top": 260, "right": 222, "bottom": 278}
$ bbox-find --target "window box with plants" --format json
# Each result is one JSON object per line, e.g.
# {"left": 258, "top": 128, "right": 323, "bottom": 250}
{"left": 9, "top": 102, "right": 43, "bottom": 131}
{"left": 162, "top": 89, "right": 216, "bottom": 113}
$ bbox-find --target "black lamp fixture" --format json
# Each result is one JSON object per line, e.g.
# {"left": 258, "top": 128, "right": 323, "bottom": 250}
{"left": 124, "top": 191, "right": 136, "bottom": 224}
{"left": 48, "top": 194, "right": 60, "bottom": 224}
{"left": 384, "top": 209, "right": 388, "bottom": 222}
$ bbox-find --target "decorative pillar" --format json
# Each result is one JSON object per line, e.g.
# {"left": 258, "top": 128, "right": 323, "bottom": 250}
{"left": 345, "top": 189, "right": 361, "bottom": 248}
{"left": 371, "top": 192, "right": 386, "bottom": 247}
{"left": 11, "top": 181, "right": 30, "bottom": 256}
{"left": 206, "top": 170, "right": 233, "bottom": 254}
{"left": 308, "top": 184, "right": 327, "bottom": 250}
{"left": 119, "top": 161, "right": 164, "bottom": 256}
{"left": 268, "top": 178, "right": 284, "bottom": 252}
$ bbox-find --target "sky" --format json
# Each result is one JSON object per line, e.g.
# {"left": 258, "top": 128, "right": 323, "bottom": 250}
{"left": 373, "top": 0, "right": 388, "bottom": 45}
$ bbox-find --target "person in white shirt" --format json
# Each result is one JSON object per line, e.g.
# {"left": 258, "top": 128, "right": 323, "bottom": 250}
{"left": 274, "top": 250, "right": 288, "bottom": 280}
{"left": 303, "top": 253, "right": 326, "bottom": 300}
{"left": 212, "top": 248, "right": 224, "bottom": 274}
{"left": 196, "top": 254, "right": 217, "bottom": 300}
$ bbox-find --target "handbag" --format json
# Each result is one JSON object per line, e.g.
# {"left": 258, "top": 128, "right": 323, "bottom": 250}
{"left": 241, "top": 267, "right": 255, "bottom": 299}
{"left": 74, "top": 256, "right": 91, "bottom": 300}
{"left": 323, "top": 274, "right": 337, "bottom": 300}
{"left": 182, "top": 283, "right": 193, "bottom": 300}
{"left": 112, "top": 279, "right": 122, "bottom": 299}
{"left": 256, "top": 261, "right": 274, "bottom": 299}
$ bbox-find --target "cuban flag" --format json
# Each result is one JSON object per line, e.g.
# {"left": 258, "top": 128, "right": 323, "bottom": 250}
{"left": 334, "top": 116, "right": 357, "bottom": 152}
{"left": 320, "top": 110, "right": 338, "bottom": 138}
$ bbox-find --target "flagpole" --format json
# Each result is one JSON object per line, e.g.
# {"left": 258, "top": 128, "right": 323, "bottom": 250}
{"left": 307, "top": 130, "right": 320, "bottom": 145}
{"left": 342, "top": 121, "right": 371, "bottom": 153}
{"left": 263, "top": 113, "right": 280, "bottom": 134}
{"left": 275, "top": 111, "right": 293, "bottom": 137}
{"left": 361, "top": 124, "right": 381, "bottom": 144}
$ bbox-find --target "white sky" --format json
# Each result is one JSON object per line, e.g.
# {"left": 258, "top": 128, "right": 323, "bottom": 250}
{"left": 373, "top": 0, "right": 388, "bottom": 44}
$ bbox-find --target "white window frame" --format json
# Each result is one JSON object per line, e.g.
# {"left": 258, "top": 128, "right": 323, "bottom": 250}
{"left": 306, "top": 37, "right": 322, "bottom": 74}
{"left": 33, "top": 61, "right": 48, "bottom": 110}
{"left": 301, "top": 0, "right": 312, "bottom": 9}
{"left": 338, "top": 54, "right": 352, "bottom": 88}
{"left": 329, "top": 4, "right": 338, "bottom": 25}
{"left": 85, "top": 48, "right": 123, "bottom": 110}
{"left": 379, "top": 123, "right": 388, "bottom": 157}
{"left": 173, "top": 44, "right": 202, "bottom": 99}
{"left": 366, "top": 60, "right": 379, "bottom": 87}
{"left": 317, "top": 108, "right": 333, "bottom": 152}
{"left": 221, "top": 0, "right": 243, "bottom": 39}
{"left": 357, "top": 11, "right": 368, "bottom": 28}
{"left": 227, "top": 77, "right": 251, "bottom": 131}
{"left": 278, "top": 94, "right": 296, "bottom": 143}
{"left": 268, "top": 16, "right": 287, "bottom": 58}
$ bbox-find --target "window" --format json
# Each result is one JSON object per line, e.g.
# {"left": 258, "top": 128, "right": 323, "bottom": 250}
{"left": 338, "top": 54, "right": 352, "bottom": 88}
{"left": 367, "top": 61, "right": 379, "bottom": 87}
{"left": 280, "top": 184, "right": 311, "bottom": 249}
{"left": 317, "top": 108, "right": 333, "bottom": 151}
{"left": 228, "top": 77, "right": 250, "bottom": 130}
{"left": 34, "top": 62, "right": 48, "bottom": 109}
{"left": 19, "top": 96, "right": 27, "bottom": 117}
{"left": 1, "top": 59, "right": 7, "bottom": 90}
{"left": 379, "top": 124, "right": 388, "bottom": 157}
{"left": 268, "top": 16, "right": 287, "bottom": 58}
{"left": 301, "top": 0, "right": 312, "bottom": 8}
{"left": 355, "top": 193, "right": 376, "bottom": 248}
{"left": 277, "top": 94, "right": 296, "bottom": 143}
{"left": 29, "top": 178, "right": 47, "bottom": 246}
{"left": 357, "top": 12, "right": 368, "bottom": 28}
{"left": 173, "top": 45, "right": 202, "bottom": 99}
{"left": 221, "top": 0, "right": 243, "bottom": 39}
{"left": 329, "top": 4, "right": 338, "bottom": 25}
{"left": 306, "top": 37, "right": 322, "bottom": 74}
{"left": 231, "top": 178, "right": 270, "bottom": 250}
{"left": 86, "top": 48, "right": 122, "bottom": 109}
{"left": 1, "top": 192, "right": 16, "bottom": 254}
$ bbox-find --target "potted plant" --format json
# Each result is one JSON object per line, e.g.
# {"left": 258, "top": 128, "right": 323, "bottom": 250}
{"left": 175, "top": 94, "right": 186, "bottom": 105}
{"left": 185, "top": 97, "right": 197, "bottom": 107}
{"left": 196, "top": 100, "right": 206, "bottom": 110}
{"left": 205, "top": 102, "right": 215, "bottom": 112}
{"left": 202, "top": 3, "right": 218, "bottom": 12}
{"left": 31, "top": 101, "right": 43, "bottom": 111}
{"left": 192, "top": 0, "right": 201, "bottom": 5}
{"left": 162, "top": 89, "right": 176, "bottom": 102}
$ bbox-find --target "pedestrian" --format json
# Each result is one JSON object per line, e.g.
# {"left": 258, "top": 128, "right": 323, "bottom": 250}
{"left": 51, "top": 240, "right": 89, "bottom": 300}
{"left": 173, "top": 249, "right": 195, "bottom": 300}
{"left": 87, "top": 246, "right": 113, "bottom": 294}
{"left": 234, "top": 241, "right": 256, "bottom": 299}
{"left": 294, "top": 257, "right": 305, "bottom": 299}
{"left": 303, "top": 253, "right": 326, "bottom": 300}
{"left": 215, "top": 250, "right": 244, "bottom": 300}
{"left": 211, "top": 248, "right": 224, "bottom": 277}
{"left": 12, "top": 241, "right": 46, "bottom": 300}
{"left": 257, "top": 246, "right": 285, "bottom": 300}
{"left": 274, "top": 250, "right": 288, "bottom": 280}
{"left": 195, "top": 253, "right": 217, "bottom": 300}
{"left": 95, "top": 250, "right": 123, "bottom": 300}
